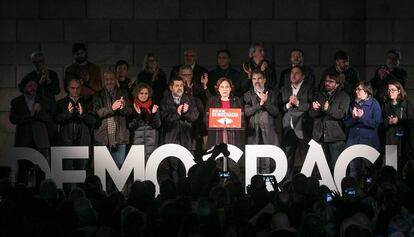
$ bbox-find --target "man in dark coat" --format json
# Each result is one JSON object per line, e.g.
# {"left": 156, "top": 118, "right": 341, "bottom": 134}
{"left": 319, "top": 50, "right": 360, "bottom": 98}
{"left": 208, "top": 49, "right": 243, "bottom": 97}
{"left": 93, "top": 70, "right": 132, "bottom": 169}
{"left": 371, "top": 49, "right": 408, "bottom": 105}
{"left": 22, "top": 51, "right": 60, "bottom": 144}
{"left": 279, "top": 48, "right": 316, "bottom": 89}
{"left": 309, "top": 72, "right": 350, "bottom": 171}
{"left": 169, "top": 48, "right": 208, "bottom": 85}
{"left": 280, "top": 65, "right": 314, "bottom": 182}
{"left": 160, "top": 77, "right": 199, "bottom": 182}
{"left": 241, "top": 42, "right": 277, "bottom": 93}
{"left": 244, "top": 69, "right": 279, "bottom": 173}
{"left": 10, "top": 76, "right": 53, "bottom": 183}
{"left": 55, "top": 77, "right": 95, "bottom": 146}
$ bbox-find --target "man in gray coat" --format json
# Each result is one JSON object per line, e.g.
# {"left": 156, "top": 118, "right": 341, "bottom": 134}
{"left": 244, "top": 69, "right": 279, "bottom": 173}
{"left": 93, "top": 70, "right": 132, "bottom": 168}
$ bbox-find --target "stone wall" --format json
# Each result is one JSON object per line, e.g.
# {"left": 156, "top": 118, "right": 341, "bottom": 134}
{"left": 0, "top": 0, "right": 412, "bottom": 146}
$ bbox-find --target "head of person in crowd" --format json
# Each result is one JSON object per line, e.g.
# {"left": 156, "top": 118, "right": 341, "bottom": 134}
{"left": 334, "top": 50, "right": 350, "bottom": 73}
{"left": 115, "top": 60, "right": 128, "bottom": 80}
{"left": 169, "top": 77, "right": 184, "bottom": 98}
{"left": 183, "top": 48, "right": 197, "bottom": 66}
{"left": 217, "top": 49, "right": 232, "bottom": 70}
{"left": 72, "top": 42, "right": 88, "bottom": 65}
{"left": 65, "top": 77, "right": 82, "bottom": 100}
{"left": 355, "top": 81, "right": 373, "bottom": 101}
{"left": 132, "top": 83, "right": 153, "bottom": 123}
{"left": 133, "top": 83, "right": 152, "bottom": 104}
{"left": 142, "top": 53, "right": 159, "bottom": 73}
{"left": 249, "top": 42, "right": 265, "bottom": 63}
{"left": 290, "top": 65, "right": 305, "bottom": 86}
{"left": 386, "top": 49, "right": 401, "bottom": 70}
{"left": 215, "top": 77, "right": 233, "bottom": 100}
{"left": 387, "top": 81, "right": 407, "bottom": 103}
{"left": 19, "top": 76, "right": 38, "bottom": 97}
{"left": 324, "top": 71, "right": 341, "bottom": 93}
{"left": 103, "top": 70, "right": 118, "bottom": 92}
{"left": 178, "top": 64, "right": 193, "bottom": 86}
{"left": 251, "top": 69, "right": 266, "bottom": 92}
{"left": 290, "top": 48, "right": 304, "bottom": 67}
{"left": 31, "top": 51, "right": 46, "bottom": 71}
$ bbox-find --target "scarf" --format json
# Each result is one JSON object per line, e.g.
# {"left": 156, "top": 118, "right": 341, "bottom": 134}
{"left": 134, "top": 97, "right": 153, "bottom": 123}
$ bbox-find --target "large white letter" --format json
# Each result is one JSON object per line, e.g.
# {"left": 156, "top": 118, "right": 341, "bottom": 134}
{"left": 334, "top": 145, "right": 379, "bottom": 194}
{"left": 51, "top": 146, "right": 89, "bottom": 189}
{"left": 300, "top": 140, "right": 336, "bottom": 191}
{"left": 245, "top": 145, "right": 287, "bottom": 187}
{"left": 0, "top": 147, "right": 50, "bottom": 183}
{"left": 145, "top": 144, "right": 196, "bottom": 194}
{"left": 94, "top": 145, "right": 145, "bottom": 191}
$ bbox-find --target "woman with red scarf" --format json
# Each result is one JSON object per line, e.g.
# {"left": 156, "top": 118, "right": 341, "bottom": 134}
{"left": 129, "top": 83, "right": 161, "bottom": 158}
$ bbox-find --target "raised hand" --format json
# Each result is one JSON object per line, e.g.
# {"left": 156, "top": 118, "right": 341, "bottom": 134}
{"left": 259, "top": 91, "right": 268, "bottom": 106}
{"left": 242, "top": 63, "right": 252, "bottom": 79}
{"left": 182, "top": 103, "right": 189, "bottom": 113}
{"left": 324, "top": 101, "right": 330, "bottom": 111}
{"left": 68, "top": 101, "right": 74, "bottom": 113}
{"left": 133, "top": 103, "right": 141, "bottom": 114}
{"left": 201, "top": 73, "right": 208, "bottom": 89}
{"left": 152, "top": 104, "right": 159, "bottom": 113}
{"left": 312, "top": 101, "right": 321, "bottom": 111}
{"left": 78, "top": 103, "right": 83, "bottom": 115}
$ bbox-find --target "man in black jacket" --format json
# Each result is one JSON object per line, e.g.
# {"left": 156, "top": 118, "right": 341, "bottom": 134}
{"left": 56, "top": 78, "right": 95, "bottom": 147}
{"left": 309, "top": 72, "right": 350, "bottom": 171}
{"left": 244, "top": 69, "right": 279, "bottom": 173}
{"left": 241, "top": 42, "right": 277, "bottom": 93}
{"left": 371, "top": 49, "right": 408, "bottom": 105}
{"left": 10, "top": 76, "right": 53, "bottom": 183}
{"left": 279, "top": 48, "right": 315, "bottom": 89}
{"left": 208, "top": 49, "right": 242, "bottom": 97}
{"left": 22, "top": 52, "right": 60, "bottom": 144}
{"left": 160, "top": 77, "right": 199, "bottom": 182}
{"left": 280, "top": 65, "right": 314, "bottom": 182}
{"left": 170, "top": 48, "right": 208, "bottom": 84}
{"left": 319, "top": 50, "right": 360, "bottom": 98}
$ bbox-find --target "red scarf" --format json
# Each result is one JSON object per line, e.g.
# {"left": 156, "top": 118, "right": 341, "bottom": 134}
{"left": 134, "top": 98, "right": 153, "bottom": 123}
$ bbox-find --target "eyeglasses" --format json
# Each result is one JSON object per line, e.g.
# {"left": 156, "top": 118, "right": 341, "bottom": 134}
{"left": 388, "top": 89, "right": 399, "bottom": 93}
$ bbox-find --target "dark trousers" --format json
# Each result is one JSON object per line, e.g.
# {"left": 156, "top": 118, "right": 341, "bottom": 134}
{"left": 283, "top": 129, "right": 309, "bottom": 183}
{"left": 321, "top": 141, "right": 346, "bottom": 171}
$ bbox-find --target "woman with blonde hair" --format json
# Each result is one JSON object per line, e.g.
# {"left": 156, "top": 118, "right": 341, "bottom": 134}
{"left": 133, "top": 53, "right": 167, "bottom": 104}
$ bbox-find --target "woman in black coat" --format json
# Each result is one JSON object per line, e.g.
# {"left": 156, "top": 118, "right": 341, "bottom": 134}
{"left": 129, "top": 83, "right": 161, "bottom": 159}
{"left": 205, "top": 77, "right": 245, "bottom": 150}
{"left": 382, "top": 80, "right": 414, "bottom": 171}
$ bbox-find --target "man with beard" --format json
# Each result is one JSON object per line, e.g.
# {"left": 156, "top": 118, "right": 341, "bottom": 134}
{"left": 319, "top": 50, "right": 360, "bottom": 98}
{"left": 241, "top": 42, "right": 277, "bottom": 93}
{"left": 279, "top": 48, "right": 316, "bottom": 89}
{"left": 160, "top": 77, "right": 199, "bottom": 182}
{"left": 280, "top": 65, "right": 314, "bottom": 182}
{"left": 65, "top": 43, "right": 102, "bottom": 99}
{"left": 309, "top": 72, "right": 350, "bottom": 171}
{"left": 371, "top": 49, "right": 407, "bottom": 105}
{"left": 10, "top": 76, "right": 53, "bottom": 184}
{"left": 244, "top": 69, "right": 279, "bottom": 173}
{"left": 93, "top": 70, "right": 131, "bottom": 169}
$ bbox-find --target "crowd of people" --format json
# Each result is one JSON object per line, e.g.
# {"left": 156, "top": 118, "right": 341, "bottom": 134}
{"left": 2, "top": 42, "right": 414, "bottom": 236}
